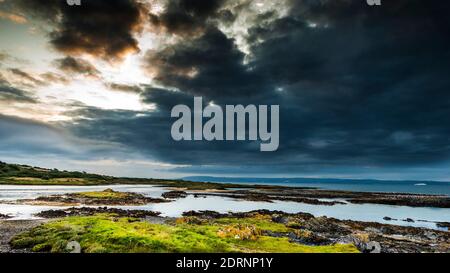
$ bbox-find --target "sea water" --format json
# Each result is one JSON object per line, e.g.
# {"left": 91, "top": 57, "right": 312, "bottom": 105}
{"left": 1, "top": 185, "right": 449, "bottom": 230}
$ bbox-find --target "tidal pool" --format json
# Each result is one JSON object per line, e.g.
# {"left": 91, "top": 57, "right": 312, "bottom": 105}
{"left": 1, "top": 185, "right": 449, "bottom": 230}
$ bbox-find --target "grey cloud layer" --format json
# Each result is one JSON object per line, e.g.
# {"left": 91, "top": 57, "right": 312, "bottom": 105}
{"left": 2, "top": 0, "right": 450, "bottom": 176}
{"left": 14, "top": 0, "right": 147, "bottom": 61}
{"left": 0, "top": 74, "right": 37, "bottom": 103}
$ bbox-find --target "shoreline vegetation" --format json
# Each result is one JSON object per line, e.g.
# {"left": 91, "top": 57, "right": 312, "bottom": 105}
{"left": 4, "top": 209, "right": 450, "bottom": 253}
{"left": 9, "top": 211, "right": 359, "bottom": 253}
{"left": 0, "top": 161, "right": 449, "bottom": 253}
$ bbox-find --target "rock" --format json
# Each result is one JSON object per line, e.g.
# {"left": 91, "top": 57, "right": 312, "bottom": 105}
{"left": 66, "top": 241, "right": 81, "bottom": 253}
{"left": 162, "top": 191, "right": 188, "bottom": 199}
{"left": 30, "top": 189, "right": 171, "bottom": 206}
{"left": 403, "top": 218, "right": 415, "bottom": 223}
{"left": 272, "top": 215, "right": 289, "bottom": 224}
{"left": 36, "top": 207, "right": 161, "bottom": 219}
{"left": 364, "top": 241, "right": 381, "bottom": 253}
{"left": 182, "top": 210, "right": 450, "bottom": 253}
{"left": 383, "top": 217, "right": 397, "bottom": 221}
{"left": 293, "top": 233, "right": 331, "bottom": 246}
{"left": 0, "top": 213, "right": 11, "bottom": 219}
{"left": 436, "top": 222, "right": 450, "bottom": 230}
{"left": 364, "top": 227, "right": 381, "bottom": 233}
{"left": 183, "top": 210, "right": 224, "bottom": 219}
{"left": 424, "top": 231, "right": 437, "bottom": 240}
{"left": 36, "top": 210, "right": 67, "bottom": 218}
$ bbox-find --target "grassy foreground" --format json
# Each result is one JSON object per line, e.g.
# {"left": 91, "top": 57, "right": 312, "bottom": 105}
{"left": 10, "top": 214, "right": 358, "bottom": 253}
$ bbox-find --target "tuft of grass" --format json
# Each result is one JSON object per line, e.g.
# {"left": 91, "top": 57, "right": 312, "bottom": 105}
{"left": 10, "top": 214, "right": 359, "bottom": 253}
{"left": 72, "top": 189, "right": 131, "bottom": 199}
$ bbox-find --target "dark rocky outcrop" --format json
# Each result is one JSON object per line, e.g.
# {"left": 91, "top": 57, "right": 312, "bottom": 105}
{"left": 36, "top": 207, "right": 161, "bottom": 219}
{"left": 190, "top": 192, "right": 345, "bottom": 205}
{"left": 17, "top": 189, "right": 171, "bottom": 206}
{"left": 162, "top": 191, "right": 188, "bottom": 199}
{"left": 184, "top": 210, "right": 450, "bottom": 253}
{"left": 437, "top": 222, "right": 450, "bottom": 230}
{"left": 0, "top": 214, "right": 11, "bottom": 220}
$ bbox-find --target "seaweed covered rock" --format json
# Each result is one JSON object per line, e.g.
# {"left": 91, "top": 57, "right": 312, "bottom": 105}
{"left": 162, "top": 191, "right": 188, "bottom": 199}
{"left": 36, "top": 207, "right": 161, "bottom": 219}
{"left": 17, "top": 189, "right": 171, "bottom": 206}
{"left": 0, "top": 213, "right": 11, "bottom": 219}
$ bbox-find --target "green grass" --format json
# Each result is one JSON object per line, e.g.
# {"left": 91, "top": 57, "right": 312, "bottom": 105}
{"left": 72, "top": 189, "right": 132, "bottom": 199}
{"left": 10, "top": 214, "right": 359, "bottom": 253}
{"left": 0, "top": 177, "right": 107, "bottom": 186}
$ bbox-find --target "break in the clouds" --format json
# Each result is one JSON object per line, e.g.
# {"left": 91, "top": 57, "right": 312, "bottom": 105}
{"left": 1, "top": 0, "right": 450, "bottom": 180}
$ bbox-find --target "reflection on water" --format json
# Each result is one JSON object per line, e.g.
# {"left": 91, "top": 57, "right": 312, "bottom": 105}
{"left": 1, "top": 185, "right": 449, "bottom": 231}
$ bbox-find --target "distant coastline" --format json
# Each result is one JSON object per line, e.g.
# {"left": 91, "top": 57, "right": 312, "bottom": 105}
{"left": 184, "top": 176, "right": 450, "bottom": 196}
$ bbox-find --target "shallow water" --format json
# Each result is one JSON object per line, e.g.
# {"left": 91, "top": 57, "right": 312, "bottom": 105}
{"left": 1, "top": 185, "right": 449, "bottom": 231}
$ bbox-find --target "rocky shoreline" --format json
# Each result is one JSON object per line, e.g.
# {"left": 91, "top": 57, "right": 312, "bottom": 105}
{"left": 0, "top": 213, "right": 11, "bottom": 219}
{"left": 3, "top": 189, "right": 170, "bottom": 206}
{"left": 186, "top": 188, "right": 450, "bottom": 208}
{"left": 182, "top": 210, "right": 450, "bottom": 253}
{"left": 0, "top": 219, "right": 49, "bottom": 253}
{"left": 35, "top": 207, "right": 162, "bottom": 219}
{"left": 2, "top": 208, "right": 448, "bottom": 253}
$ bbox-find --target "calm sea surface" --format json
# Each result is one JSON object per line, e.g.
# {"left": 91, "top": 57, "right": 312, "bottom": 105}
{"left": 185, "top": 177, "right": 450, "bottom": 196}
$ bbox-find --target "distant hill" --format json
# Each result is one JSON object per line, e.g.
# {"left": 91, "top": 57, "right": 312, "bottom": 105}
{"left": 0, "top": 161, "right": 111, "bottom": 180}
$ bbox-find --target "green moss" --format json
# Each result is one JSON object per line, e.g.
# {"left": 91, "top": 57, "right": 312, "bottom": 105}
{"left": 236, "top": 237, "right": 359, "bottom": 253}
{"left": 213, "top": 215, "right": 290, "bottom": 233}
{"left": 10, "top": 214, "right": 359, "bottom": 253}
{"left": 72, "top": 189, "right": 131, "bottom": 199}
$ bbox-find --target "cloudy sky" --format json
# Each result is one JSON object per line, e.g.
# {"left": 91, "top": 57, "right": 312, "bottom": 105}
{"left": 0, "top": 0, "right": 449, "bottom": 180}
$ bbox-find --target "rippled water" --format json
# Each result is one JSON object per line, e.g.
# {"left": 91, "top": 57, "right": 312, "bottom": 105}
{"left": 1, "top": 185, "right": 449, "bottom": 231}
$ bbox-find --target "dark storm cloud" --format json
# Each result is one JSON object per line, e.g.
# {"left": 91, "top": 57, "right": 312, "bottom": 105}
{"left": 238, "top": 0, "right": 450, "bottom": 167}
{"left": 15, "top": 0, "right": 147, "bottom": 61}
{"left": 144, "top": 27, "right": 271, "bottom": 99}
{"left": 23, "top": 0, "right": 446, "bottom": 176}
{"left": 54, "top": 57, "right": 100, "bottom": 78}
{"left": 149, "top": 0, "right": 226, "bottom": 36}
{"left": 67, "top": 89, "right": 283, "bottom": 166}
